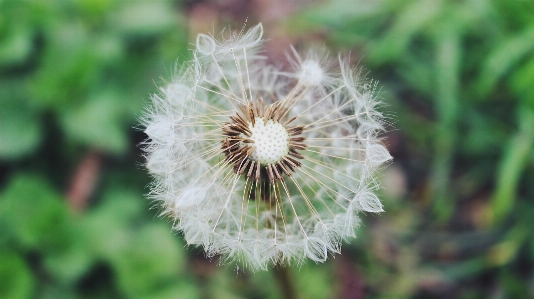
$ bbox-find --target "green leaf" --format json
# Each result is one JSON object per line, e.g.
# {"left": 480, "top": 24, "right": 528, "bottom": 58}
{"left": 61, "top": 91, "right": 129, "bottom": 154}
{"left": 477, "top": 26, "right": 534, "bottom": 98}
{"left": 43, "top": 241, "right": 94, "bottom": 284}
{"left": 0, "top": 86, "right": 42, "bottom": 159}
{"left": 140, "top": 278, "right": 200, "bottom": 299}
{"left": 30, "top": 24, "right": 100, "bottom": 109}
{"left": 295, "top": 0, "right": 383, "bottom": 28}
{"left": 0, "top": 27, "right": 33, "bottom": 67}
{"left": 510, "top": 56, "right": 534, "bottom": 109}
{"left": 81, "top": 188, "right": 145, "bottom": 258}
{"left": 82, "top": 188, "right": 186, "bottom": 296}
{"left": 0, "top": 251, "right": 35, "bottom": 299}
{"left": 0, "top": 175, "right": 71, "bottom": 251}
{"left": 112, "top": 223, "right": 185, "bottom": 296}
{"left": 76, "top": 0, "right": 121, "bottom": 17}
{"left": 112, "top": 1, "right": 177, "bottom": 36}
{"left": 396, "top": 53, "right": 434, "bottom": 96}
{"left": 367, "top": 0, "right": 443, "bottom": 64}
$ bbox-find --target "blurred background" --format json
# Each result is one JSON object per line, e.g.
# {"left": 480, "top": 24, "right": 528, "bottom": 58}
{"left": 1, "top": 0, "right": 534, "bottom": 298}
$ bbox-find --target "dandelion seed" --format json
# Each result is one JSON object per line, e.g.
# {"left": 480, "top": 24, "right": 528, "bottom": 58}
{"left": 142, "top": 23, "right": 392, "bottom": 271}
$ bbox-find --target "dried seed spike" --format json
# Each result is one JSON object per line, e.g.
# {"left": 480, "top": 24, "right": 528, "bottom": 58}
{"left": 238, "top": 104, "right": 249, "bottom": 120}
{"left": 232, "top": 115, "right": 248, "bottom": 129}
{"left": 244, "top": 104, "right": 252, "bottom": 121}
{"left": 233, "top": 162, "right": 242, "bottom": 173}
{"left": 222, "top": 142, "right": 237, "bottom": 151}
{"left": 227, "top": 154, "right": 237, "bottom": 164}
{"left": 288, "top": 130, "right": 303, "bottom": 136}
{"left": 270, "top": 102, "right": 278, "bottom": 120}
{"left": 286, "top": 126, "right": 304, "bottom": 135}
{"left": 272, "top": 163, "right": 282, "bottom": 180}
{"left": 229, "top": 148, "right": 246, "bottom": 162}
{"left": 273, "top": 106, "right": 283, "bottom": 121}
{"left": 259, "top": 98, "right": 265, "bottom": 116}
{"left": 238, "top": 128, "right": 252, "bottom": 137}
{"left": 290, "top": 144, "right": 307, "bottom": 151}
{"left": 284, "top": 116, "right": 297, "bottom": 126}
{"left": 246, "top": 146, "right": 256, "bottom": 156}
{"left": 230, "top": 118, "right": 242, "bottom": 127}
{"left": 271, "top": 107, "right": 279, "bottom": 120}
{"left": 255, "top": 99, "right": 261, "bottom": 116}
{"left": 271, "top": 104, "right": 282, "bottom": 121}
{"left": 270, "top": 102, "right": 281, "bottom": 119}
{"left": 236, "top": 104, "right": 244, "bottom": 115}
{"left": 255, "top": 161, "right": 261, "bottom": 181}
{"left": 290, "top": 141, "right": 307, "bottom": 147}
{"left": 282, "top": 156, "right": 296, "bottom": 167}
{"left": 285, "top": 126, "right": 297, "bottom": 132}
{"left": 247, "top": 160, "right": 255, "bottom": 178}
{"left": 278, "top": 106, "right": 291, "bottom": 122}
{"left": 264, "top": 105, "right": 272, "bottom": 120}
{"left": 285, "top": 155, "right": 302, "bottom": 167}
{"left": 267, "top": 164, "right": 274, "bottom": 182}
{"left": 277, "top": 108, "right": 287, "bottom": 122}
{"left": 235, "top": 122, "right": 252, "bottom": 134}
{"left": 223, "top": 128, "right": 242, "bottom": 135}
{"left": 278, "top": 161, "right": 291, "bottom": 176}
{"left": 290, "top": 137, "right": 306, "bottom": 142}
{"left": 235, "top": 155, "right": 246, "bottom": 166}
{"left": 289, "top": 150, "right": 304, "bottom": 159}
{"left": 236, "top": 112, "right": 247, "bottom": 122}
{"left": 252, "top": 101, "right": 258, "bottom": 116}
{"left": 282, "top": 158, "right": 296, "bottom": 172}
{"left": 239, "top": 158, "right": 251, "bottom": 174}
{"left": 235, "top": 112, "right": 247, "bottom": 125}
{"left": 249, "top": 105, "right": 255, "bottom": 126}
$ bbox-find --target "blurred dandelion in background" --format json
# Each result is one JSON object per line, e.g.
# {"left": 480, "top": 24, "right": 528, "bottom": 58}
{"left": 142, "top": 23, "right": 392, "bottom": 271}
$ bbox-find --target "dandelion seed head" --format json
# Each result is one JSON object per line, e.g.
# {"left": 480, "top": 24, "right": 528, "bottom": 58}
{"left": 142, "top": 23, "right": 392, "bottom": 271}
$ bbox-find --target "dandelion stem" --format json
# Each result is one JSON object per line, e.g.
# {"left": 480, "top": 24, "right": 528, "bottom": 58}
{"left": 490, "top": 107, "right": 534, "bottom": 224}
{"left": 67, "top": 150, "right": 102, "bottom": 212}
{"left": 273, "top": 265, "right": 297, "bottom": 299}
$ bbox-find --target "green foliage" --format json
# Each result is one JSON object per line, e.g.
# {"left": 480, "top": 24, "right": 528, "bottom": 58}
{"left": 0, "top": 0, "right": 195, "bottom": 298}
{"left": 290, "top": 0, "right": 534, "bottom": 297}
{"left": 61, "top": 91, "right": 130, "bottom": 154}
{"left": 293, "top": 263, "right": 333, "bottom": 299}
{"left": 0, "top": 251, "right": 35, "bottom": 299}
{"left": 0, "top": 83, "right": 42, "bottom": 159}
{"left": 1, "top": 175, "right": 71, "bottom": 251}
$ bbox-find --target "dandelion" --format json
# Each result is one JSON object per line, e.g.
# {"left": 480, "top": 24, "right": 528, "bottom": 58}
{"left": 142, "top": 23, "right": 392, "bottom": 271}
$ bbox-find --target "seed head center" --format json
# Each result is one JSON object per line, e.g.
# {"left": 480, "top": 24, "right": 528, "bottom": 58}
{"left": 221, "top": 102, "right": 306, "bottom": 182}
{"left": 246, "top": 117, "right": 289, "bottom": 165}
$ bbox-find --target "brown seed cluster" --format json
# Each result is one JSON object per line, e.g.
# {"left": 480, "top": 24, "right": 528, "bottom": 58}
{"left": 221, "top": 100, "right": 307, "bottom": 182}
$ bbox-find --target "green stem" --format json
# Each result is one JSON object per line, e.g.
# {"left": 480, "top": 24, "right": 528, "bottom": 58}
{"left": 273, "top": 265, "right": 297, "bottom": 299}
{"left": 431, "top": 29, "right": 460, "bottom": 221}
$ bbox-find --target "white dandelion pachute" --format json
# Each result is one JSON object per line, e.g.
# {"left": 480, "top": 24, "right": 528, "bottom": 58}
{"left": 142, "top": 23, "right": 391, "bottom": 271}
